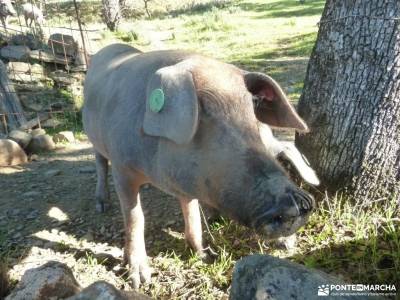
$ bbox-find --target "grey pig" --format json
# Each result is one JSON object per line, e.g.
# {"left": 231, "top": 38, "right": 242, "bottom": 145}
{"left": 22, "top": 3, "right": 44, "bottom": 27}
{"left": 0, "top": 0, "right": 16, "bottom": 30}
{"left": 83, "top": 44, "right": 315, "bottom": 288}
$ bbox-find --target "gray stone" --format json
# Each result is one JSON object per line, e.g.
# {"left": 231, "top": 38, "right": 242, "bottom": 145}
{"left": 5, "top": 261, "right": 81, "bottom": 300}
{"left": 45, "top": 169, "right": 61, "bottom": 177}
{"left": 53, "top": 131, "right": 75, "bottom": 143}
{"left": 229, "top": 255, "right": 382, "bottom": 300}
{"left": 27, "top": 134, "right": 55, "bottom": 153}
{"left": 49, "top": 70, "right": 76, "bottom": 86}
{"left": 48, "top": 33, "right": 78, "bottom": 58}
{"left": 29, "top": 49, "right": 73, "bottom": 65}
{"left": 20, "top": 96, "right": 44, "bottom": 112}
{"left": 41, "top": 119, "right": 63, "bottom": 128}
{"left": 7, "top": 62, "right": 44, "bottom": 83}
{"left": 0, "top": 139, "right": 28, "bottom": 166}
{"left": 66, "top": 281, "right": 151, "bottom": 300}
{"left": 1, "top": 45, "right": 31, "bottom": 61}
{"left": 10, "top": 33, "right": 41, "bottom": 50}
{"left": 8, "top": 130, "right": 32, "bottom": 148}
{"left": 78, "top": 166, "right": 95, "bottom": 174}
{"left": 31, "top": 128, "right": 46, "bottom": 137}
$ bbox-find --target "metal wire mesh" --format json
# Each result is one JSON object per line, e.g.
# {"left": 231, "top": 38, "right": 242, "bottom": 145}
{"left": 0, "top": 0, "right": 99, "bottom": 135}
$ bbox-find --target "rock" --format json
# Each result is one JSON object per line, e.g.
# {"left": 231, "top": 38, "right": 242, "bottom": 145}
{"left": 66, "top": 281, "right": 151, "bottom": 300}
{"left": 41, "top": 119, "right": 63, "bottom": 128}
{"left": 26, "top": 210, "right": 39, "bottom": 220}
{"left": 31, "top": 128, "right": 46, "bottom": 137}
{"left": 10, "top": 33, "right": 41, "bottom": 50}
{"left": 8, "top": 130, "right": 32, "bottom": 148}
{"left": 48, "top": 34, "right": 78, "bottom": 58}
{"left": 78, "top": 166, "right": 95, "bottom": 174}
{"left": 230, "top": 254, "right": 369, "bottom": 300}
{"left": 1, "top": 45, "right": 31, "bottom": 61}
{"left": 53, "top": 131, "right": 75, "bottom": 143}
{"left": 20, "top": 96, "right": 44, "bottom": 112}
{"left": 27, "top": 134, "right": 55, "bottom": 153}
{"left": 0, "top": 139, "right": 28, "bottom": 166}
{"left": 7, "top": 62, "right": 44, "bottom": 83}
{"left": 29, "top": 49, "right": 73, "bottom": 65}
{"left": 5, "top": 261, "right": 81, "bottom": 300}
{"left": 45, "top": 169, "right": 61, "bottom": 177}
{"left": 49, "top": 70, "right": 76, "bottom": 86}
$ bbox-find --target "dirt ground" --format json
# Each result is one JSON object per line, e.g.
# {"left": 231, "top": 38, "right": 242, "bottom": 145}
{"left": 0, "top": 139, "right": 218, "bottom": 298}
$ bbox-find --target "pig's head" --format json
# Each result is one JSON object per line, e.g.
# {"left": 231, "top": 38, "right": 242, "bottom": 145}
{"left": 143, "top": 56, "right": 314, "bottom": 239}
{"left": 1, "top": 0, "right": 16, "bottom": 16}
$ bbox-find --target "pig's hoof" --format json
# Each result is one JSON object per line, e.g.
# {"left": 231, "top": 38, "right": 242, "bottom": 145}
{"left": 129, "top": 264, "right": 152, "bottom": 289}
{"left": 95, "top": 202, "right": 109, "bottom": 213}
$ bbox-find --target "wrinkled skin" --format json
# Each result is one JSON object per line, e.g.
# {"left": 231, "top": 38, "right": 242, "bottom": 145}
{"left": 0, "top": 0, "right": 16, "bottom": 30}
{"left": 83, "top": 44, "right": 315, "bottom": 288}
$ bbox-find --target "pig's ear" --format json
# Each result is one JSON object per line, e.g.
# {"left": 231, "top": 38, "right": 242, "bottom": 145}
{"left": 244, "top": 72, "right": 308, "bottom": 132}
{"left": 143, "top": 64, "right": 199, "bottom": 144}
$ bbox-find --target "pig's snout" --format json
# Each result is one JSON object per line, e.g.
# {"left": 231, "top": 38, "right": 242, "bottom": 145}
{"left": 254, "top": 189, "right": 314, "bottom": 239}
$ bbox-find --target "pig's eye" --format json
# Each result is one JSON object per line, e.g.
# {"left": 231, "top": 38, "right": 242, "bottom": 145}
{"left": 273, "top": 215, "right": 283, "bottom": 223}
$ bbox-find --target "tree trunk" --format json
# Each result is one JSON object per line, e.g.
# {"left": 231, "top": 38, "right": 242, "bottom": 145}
{"left": 102, "top": 0, "right": 121, "bottom": 31}
{"left": 0, "top": 61, "right": 26, "bottom": 134}
{"left": 296, "top": 1, "right": 400, "bottom": 202}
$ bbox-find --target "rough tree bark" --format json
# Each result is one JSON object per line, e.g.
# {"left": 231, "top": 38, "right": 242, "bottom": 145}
{"left": 102, "top": 0, "right": 121, "bottom": 31}
{"left": 296, "top": 1, "right": 400, "bottom": 202}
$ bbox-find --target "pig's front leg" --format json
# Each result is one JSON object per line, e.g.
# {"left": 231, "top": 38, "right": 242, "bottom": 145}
{"left": 179, "top": 198, "right": 207, "bottom": 259}
{"left": 112, "top": 166, "right": 151, "bottom": 289}
{"left": 95, "top": 151, "right": 109, "bottom": 212}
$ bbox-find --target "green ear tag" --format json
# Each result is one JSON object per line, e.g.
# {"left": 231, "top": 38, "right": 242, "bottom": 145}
{"left": 149, "top": 88, "right": 165, "bottom": 113}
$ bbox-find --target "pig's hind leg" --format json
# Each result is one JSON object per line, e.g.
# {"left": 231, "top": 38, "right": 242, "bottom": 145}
{"left": 95, "top": 151, "right": 110, "bottom": 212}
{"left": 112, "top": 166, "right": 151, "bottom": 289}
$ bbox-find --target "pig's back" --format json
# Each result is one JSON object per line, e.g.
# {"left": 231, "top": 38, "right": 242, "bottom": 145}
{"left": 83, "top": 44, "right": 192, "bottom": 171}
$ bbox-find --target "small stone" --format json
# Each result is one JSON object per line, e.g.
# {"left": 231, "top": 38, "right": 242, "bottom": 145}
{"left": 30, "top": 154, "right": 39, "bottom": 161}
{"left": 100, "top": 226, "right": 106, "bottom": 234}
{"left": 78, "top": 166, "right": 95, "bottom": 174}
{"left": 7, "top": 208, "right": 21, "bottom": 217}
{"left": 165, "top": 220, "right": 176, "bottom": 226}
{"left": 26, "top": 209, "right": 39, "bottom": 220}
{"left": 53, "top": 131, "right": 75, "bottom": 143}
{"left": 45, "top": 169, "right": 61, "bottom": 177}
{"left": 41, "top": 119, "right": 63, "bottom": 128}
{"left": 5, "top": 261, "right": 81, "bottom": 300}
{"left": 12, "top": 232, "right": 22, "bottom": 239}
{"left": 22, "top": 191, "right": 41, "bottom": 198}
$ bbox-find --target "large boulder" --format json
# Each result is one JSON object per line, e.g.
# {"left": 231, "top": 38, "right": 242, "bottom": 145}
{"left": 27, "top": 134, "right": 55, "bottom": 153}
{"left": 7, "top": 62, "right": 45, "bottom": 83}
{"left": 1, "top": 45, "right": 30, "bottom": 61}
{"left": 48, "top": 33, "right": 78, "bottom": 58}
{"left": 8, "top": 130, "right": 32, "bottom": 148}
{"left": 230, "top": 255, "right": 384, "bottom": 300}
{"left": 5, "top": 261, "right": 81, "bottom": 300}
{"left": 0, "top": 139, "right": 28, "bottom": 166}
{"left": 66, "top": 281, "right": 152, "bottom": 300}
{"left": 10, "top": 33, "right": 41, "bottom": 50}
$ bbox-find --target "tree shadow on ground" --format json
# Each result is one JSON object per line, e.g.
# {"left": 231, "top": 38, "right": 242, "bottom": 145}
{"left": 238, "top": 0, "right": 325, "bottom": 19}
{"left": 0, "top": 145, "right": 189, "bottom": 294}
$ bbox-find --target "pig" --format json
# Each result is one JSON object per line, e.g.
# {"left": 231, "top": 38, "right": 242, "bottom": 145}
{"left": 0, "top": 0, "right": 16, "bottom": 30}
{"left": 83, "top": 43, "right": 315, "bottom": 288}
{"left": 22, "top": 3, "right": 44, "bottom": 27}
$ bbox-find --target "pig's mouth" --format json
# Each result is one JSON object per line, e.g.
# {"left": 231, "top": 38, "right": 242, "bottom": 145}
{"left": 252, "top": 191, "right": 314, "bottom": 239}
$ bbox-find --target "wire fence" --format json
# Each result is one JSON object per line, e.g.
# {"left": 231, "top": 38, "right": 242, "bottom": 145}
{"left": 0, "top": 0, "right": 98, "bottom": 135}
